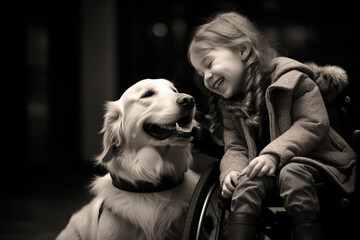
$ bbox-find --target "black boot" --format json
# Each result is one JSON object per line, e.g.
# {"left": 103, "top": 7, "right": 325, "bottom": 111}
{"left": 291, "top": 210, "right": 322, "bottom": 240}
{"left": 227, "top": 212, "right": 259, "bottom": 240}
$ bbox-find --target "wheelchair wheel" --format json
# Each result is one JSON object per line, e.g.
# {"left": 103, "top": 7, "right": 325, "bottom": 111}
{"left": 183, "top": 161, "right": 280, "bottom": 240}
{"left": 183, "top": 161, "right": 228, "bottom": 240}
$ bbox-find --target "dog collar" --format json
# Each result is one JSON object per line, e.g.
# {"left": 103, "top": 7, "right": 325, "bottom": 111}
{"left": 110, "top": 173, "right": 184, "bottom": 193}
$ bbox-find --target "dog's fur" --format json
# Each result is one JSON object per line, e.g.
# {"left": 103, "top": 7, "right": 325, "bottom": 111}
{"left": 56, "top": 79, "right": 200, "bottom": 240}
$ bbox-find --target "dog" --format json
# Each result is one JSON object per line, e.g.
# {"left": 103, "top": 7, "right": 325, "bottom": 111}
{"left": 56, "top": 79, "right": 200, "bottom": 240}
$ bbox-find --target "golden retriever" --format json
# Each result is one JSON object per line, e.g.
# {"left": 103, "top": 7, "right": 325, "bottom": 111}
{"left": 56, "top": 79, "right": 200, "bottom": 240}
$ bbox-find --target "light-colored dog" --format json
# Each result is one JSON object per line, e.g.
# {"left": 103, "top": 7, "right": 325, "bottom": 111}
{"left": 56, "top": 79, "right": 200, "bottom": 240}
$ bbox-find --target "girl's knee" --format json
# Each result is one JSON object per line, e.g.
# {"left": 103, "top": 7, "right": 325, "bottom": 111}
{"left": 277, "top": 162, "right": 317, "bottom": 188}
{"left": 236, "top": 174, "right": 274, "bottom": 190}
{"left": 279, "top": 162, "right": 311, "bottom": 179}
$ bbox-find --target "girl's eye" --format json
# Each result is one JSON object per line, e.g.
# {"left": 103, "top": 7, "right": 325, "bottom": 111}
{"left": 208, "top": 60, "right": 214, "bottom": 68}
{"left": 141, "top": 91, "right": 155, "bottom": 98}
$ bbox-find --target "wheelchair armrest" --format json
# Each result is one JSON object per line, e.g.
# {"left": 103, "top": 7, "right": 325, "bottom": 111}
{"left": 316, "top": 182, "right": 352, "bottom": 208}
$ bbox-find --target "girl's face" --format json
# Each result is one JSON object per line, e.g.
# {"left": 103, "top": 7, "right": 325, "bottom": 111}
{"left": 189, "top": 45, "right": 246, "bottom": 99}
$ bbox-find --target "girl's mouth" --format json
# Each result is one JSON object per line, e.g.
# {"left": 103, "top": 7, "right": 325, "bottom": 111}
{"left": 215, "top": 77, "right": 224, "bottom": 90}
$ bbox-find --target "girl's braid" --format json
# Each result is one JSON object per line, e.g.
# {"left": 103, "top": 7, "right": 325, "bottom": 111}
{"left": 211, "top": 48, "right": 268, "bottom": 132}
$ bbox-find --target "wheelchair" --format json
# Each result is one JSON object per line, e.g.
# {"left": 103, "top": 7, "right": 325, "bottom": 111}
{"left": 183, "top": 90, "right": 360, "bottom": 240}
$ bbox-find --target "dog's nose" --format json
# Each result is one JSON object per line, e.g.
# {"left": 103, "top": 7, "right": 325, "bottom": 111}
{"left": 177, "top": 94, "right": 195, "bottom": 109}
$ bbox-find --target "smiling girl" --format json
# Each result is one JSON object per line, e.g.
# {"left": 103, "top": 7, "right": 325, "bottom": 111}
{"left": 188, "top": 11, "right": 357, "bottom": 240}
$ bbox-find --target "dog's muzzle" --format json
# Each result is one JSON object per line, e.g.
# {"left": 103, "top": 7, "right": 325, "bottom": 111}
{"left": 143, "top": 94, "right": 195, "bottom": 140}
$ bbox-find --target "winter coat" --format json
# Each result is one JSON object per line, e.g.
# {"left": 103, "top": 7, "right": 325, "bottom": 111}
{"left": 219, "top": 57, "right": 357, "bottom": 194}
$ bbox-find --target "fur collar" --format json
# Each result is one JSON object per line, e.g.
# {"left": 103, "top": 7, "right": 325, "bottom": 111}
{"left": 305, "top": 62, "right": 348, "bottom": 104}
{"left": 272, "top": 57, "right": 348, "bottom": 105}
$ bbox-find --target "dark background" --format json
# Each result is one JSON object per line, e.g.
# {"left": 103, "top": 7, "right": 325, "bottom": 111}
{"left": 4, "top": 0, "right": 359, "bottom": 239}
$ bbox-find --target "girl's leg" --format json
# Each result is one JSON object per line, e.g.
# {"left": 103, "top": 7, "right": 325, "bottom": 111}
{"left": 227, "top": 175, "right": 274, "bottom": 240}
{"left": 277, "top": 162, "right": 322, "bottom": 240}
{"left": 231, "top": 174, "right": 274, "bottom": 214}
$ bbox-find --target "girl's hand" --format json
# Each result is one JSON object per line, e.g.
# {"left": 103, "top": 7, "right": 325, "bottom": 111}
{"left": 240, "top": 154, "right": 278, "bottom": 179}
{"left": 221, "top": 171, "right": 241, "bottom": 198}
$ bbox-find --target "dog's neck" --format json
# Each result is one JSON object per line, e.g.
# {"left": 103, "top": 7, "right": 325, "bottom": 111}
{"left": 107, "top": 144, "right": 191, "bottom": 193}
{"left": 155, "top": 145, "right": 171, "bottom": 157}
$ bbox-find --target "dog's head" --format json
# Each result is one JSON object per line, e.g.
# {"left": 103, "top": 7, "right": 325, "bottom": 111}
{"left": 96, "top": 79, "right": 196, "bottom": 183}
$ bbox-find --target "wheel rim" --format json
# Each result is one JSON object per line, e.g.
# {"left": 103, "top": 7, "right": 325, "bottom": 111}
{"left": 195, "top": 181, "right": 226, "bottom": 240}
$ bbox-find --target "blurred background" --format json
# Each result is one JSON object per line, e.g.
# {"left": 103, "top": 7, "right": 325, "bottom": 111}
{"left": 4, "top": 0, "right": 359, "bottom": 239}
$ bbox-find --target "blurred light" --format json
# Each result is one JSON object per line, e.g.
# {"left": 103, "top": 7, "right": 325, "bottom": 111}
{"left": 284, "top": 25, "right": 308, "bottom": 49}
{"left": 152, "top": 22, "right": 168, "bottom": 37}
{"left": 172, "top": 18, "right": 187, "bottom": 37}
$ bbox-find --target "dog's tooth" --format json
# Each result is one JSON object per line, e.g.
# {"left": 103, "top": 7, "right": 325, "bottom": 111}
{"left": 176, "top": 122, "right": 193, "bottom": 133}
{"left": 176, "top": 123, "right": 182, "bottom": 132}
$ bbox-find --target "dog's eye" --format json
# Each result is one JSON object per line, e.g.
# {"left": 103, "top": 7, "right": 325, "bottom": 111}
{"left": 141, "top": 90, "right": 155, "bottom": 98}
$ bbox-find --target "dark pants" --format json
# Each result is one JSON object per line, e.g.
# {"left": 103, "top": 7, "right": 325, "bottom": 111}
{"left": 231, "top": 162, "right": 321, "bottom": 216}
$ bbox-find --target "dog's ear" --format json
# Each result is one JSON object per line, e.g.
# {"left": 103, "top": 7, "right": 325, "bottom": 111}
{"left": 96, "top": 101, "right": 125, "bottom": 164}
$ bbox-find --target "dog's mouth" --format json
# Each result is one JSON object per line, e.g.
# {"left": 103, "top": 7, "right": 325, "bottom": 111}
{"left": 143, "top": 114, "right": 194, "bottom": 140}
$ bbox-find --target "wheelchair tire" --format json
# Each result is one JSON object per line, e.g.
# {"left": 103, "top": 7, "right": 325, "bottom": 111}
{"left": 183, "top": 161, "right": 227, "bottom": 240}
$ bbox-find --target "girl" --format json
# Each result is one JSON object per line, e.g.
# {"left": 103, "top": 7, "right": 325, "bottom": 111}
{"left": 188, "top": 11, "right": 357, "bottom": 240}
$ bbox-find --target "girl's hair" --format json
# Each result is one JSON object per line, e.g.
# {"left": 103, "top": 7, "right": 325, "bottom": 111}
{"left": 188, "top": 11, "right": 278, "bottom": 134}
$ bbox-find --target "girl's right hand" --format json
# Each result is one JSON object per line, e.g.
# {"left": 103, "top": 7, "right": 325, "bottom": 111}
{"left": 221, "top": 171, "right": 241, "bottom": 198}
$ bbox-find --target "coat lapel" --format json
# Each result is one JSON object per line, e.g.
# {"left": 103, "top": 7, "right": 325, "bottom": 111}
{"left": 239, "top": 118, "right": 257, "bottom": 160}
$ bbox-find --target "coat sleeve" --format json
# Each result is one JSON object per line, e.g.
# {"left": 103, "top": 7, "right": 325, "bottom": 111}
{"left": 219, "top": 111, "right": 249, "bottom": 185}
{"left": 260, "top": 76, "right": 330, "bottom": 168}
